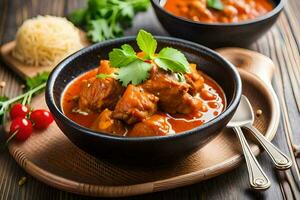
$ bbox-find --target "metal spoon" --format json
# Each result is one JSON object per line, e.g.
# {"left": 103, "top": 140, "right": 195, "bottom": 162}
{"left": 237, "top": 95, "right": 292, "bottom": 170}
{"left": 227, "top": 98, "right": 271, "bottom": 190}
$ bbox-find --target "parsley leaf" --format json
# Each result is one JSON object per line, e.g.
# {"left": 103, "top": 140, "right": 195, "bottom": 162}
{"left": 207, "top": 0, "right": 224, "bottom": 10}
{"left": 26, "top": 72, "right": 50, "bottom": 90}
{"left": 120, "top": 4, "right": 134, "bottom": 24}
{"left": 109, "top": 44, "right": 137, "bottom": 67}
{"left": 107, "top": 30, "right": 191, "bottom": 86}
{"left": 68, "top": 0, "right": 150, "bottom": 43}
{"left": 88, "top": 19, "right": 123, "bottom": 42}
{"left": 175, "top": 73, "right": 186, "bottom": 83}
{"left": 0, "top": 96, "right": 9, "bottom": 102}
{"left": 130, "top": 0, "right": 150, "bottom": 12}
{"left": 137, "top": 29, "right": 157, "bottom": 59}
{"left": 68, "top": 8, "right": 87, "bottom": 26}
{"left": 116, "top": 60, "right": 152, "bottom": 86}
{"left": 88, "top": 0, "right": 107, "bottom": 15}
{"left": 154, "top": 47, "right": 191, "bottom": 73}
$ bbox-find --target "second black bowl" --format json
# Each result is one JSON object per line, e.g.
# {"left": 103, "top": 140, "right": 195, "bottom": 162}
{"left": 151, "top": 0, "right": 284, "bottom": 48}
{"left": 46, "top": 37, "right": 242, "bottom": 162}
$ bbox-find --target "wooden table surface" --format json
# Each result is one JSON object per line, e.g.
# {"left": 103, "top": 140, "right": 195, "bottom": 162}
{"left": 0, "top": 0, "right": 300, "bottom": 199}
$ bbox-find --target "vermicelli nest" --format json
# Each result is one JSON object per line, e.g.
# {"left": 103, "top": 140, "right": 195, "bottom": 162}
{"left": 12, "top": 15, "right": 84, "bottom": 67}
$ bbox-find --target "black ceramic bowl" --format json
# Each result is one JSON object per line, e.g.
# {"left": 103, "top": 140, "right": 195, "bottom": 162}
{"left": 151, "top": 0, "right": 284, "bottom": 48}
{"left": 46, "top": 37, "right": 242, "bottom": 162}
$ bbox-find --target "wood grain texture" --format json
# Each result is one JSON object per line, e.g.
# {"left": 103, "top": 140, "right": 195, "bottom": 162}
{"left": 0, "top": 0, "right": 299, "bottom": 199}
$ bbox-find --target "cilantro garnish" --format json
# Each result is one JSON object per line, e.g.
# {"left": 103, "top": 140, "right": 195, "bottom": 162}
{"left": 101, "top": 30, "right": 191, "bottom": 86}
{"left": 68, "top": 0, "right": 150, "bottom": 43}
{"left": 207, "top": 0, "right": 224, "bottom": 10}
{"left": 109, "top": 44, "right": 137, "bottom": 67}
{"left": 117, "top": 60, "right": 152, "bottom": 86}
{"left": 87, "top": 19, "right": 121, "bottom": 43}
{"left": 136, "top": 30, "right": 157, "bottom": 59}
{"left": 26, "top": 72, "right": 50, "bottom": 90}
{"left": 154, "top": 47, "right": 190, "bottom": 73}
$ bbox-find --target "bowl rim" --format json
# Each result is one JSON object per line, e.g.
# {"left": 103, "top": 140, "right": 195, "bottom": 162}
{"left": 151, "top": 0, "right": 285, "bottom": 27}
{"left": 46, "top": 36, "right": 242, "bottom": 142}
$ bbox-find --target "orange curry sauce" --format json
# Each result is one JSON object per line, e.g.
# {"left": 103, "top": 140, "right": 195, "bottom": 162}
{"left": 164, "top": 0, "right": 273, "bottom": 23}
{"left": 62, "top": 68, "right": 226, "bottom": 135}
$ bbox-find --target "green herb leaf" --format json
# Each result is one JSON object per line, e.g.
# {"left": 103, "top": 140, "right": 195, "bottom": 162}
{"left": 68, "top": 0, "right": 150, "bottom": 43}
{"left": 109, "top": 44, "right": 137, "bottom": 67}
{"left": 26, "top": 72, "right": 50, "bottom": 90}
{"left": 68, "top": 8, "right": 87, "bottom": 26}
{"left": 87, "top": 19, "right": 114, "bottom": 42}
{"left": 120, "top": 4, "right": 134, "bottom": 21}
{"left": 96, "top": 73, "right": 114, "bottom": 79}
{"left": 207, "top": 0, "right": 224, "bottom": 10}
{"left": 136, "top": 29, "right": 157, "bottom": 59}
{"left": 175, "top": 73, "right": 186, "bottom": 83}
{"left": 88, "top": 0, "right": 108, "bottom": 17}
{"left": 117, "top": 60, "right": 152, "bottom": 86}
{"left": 105, "top": 30, "right": 191, "bottom": 87}
{"left": 130, "top": 0, "right": 150, "bottom": 11}
{"left": 120, "top": 44, "right": 136, "bottom": 55}
{"left": 0, "top": 96, "right": 9, "bottom": 102}
{"left": 155, "top": 47, "right": 190, "bottom": 73}
{"left": 0, "top": 95, "right": 8, "bottom": 125}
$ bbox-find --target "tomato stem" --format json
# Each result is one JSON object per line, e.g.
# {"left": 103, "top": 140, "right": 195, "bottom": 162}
{"left": 0, "top": 129, "right": 18, "bottom": 152}
{"left": 6, "top": 129, "right": 19, "bottom": 145}
{"left": 27, "top": 93, "right": 33, "bottom": 106}
{"left": 21, "top": 93, "right": 28, "bottom": 105}
{"left": 0, "top": 82, "right": 46, "bottom": 116}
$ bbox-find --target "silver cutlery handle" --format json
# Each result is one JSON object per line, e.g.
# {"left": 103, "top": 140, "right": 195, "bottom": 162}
{"left": 244, "top": 124, "right": 292, "bottom": 170}
{"left": 233, "top": 126, "right": 271, "bottom": 190}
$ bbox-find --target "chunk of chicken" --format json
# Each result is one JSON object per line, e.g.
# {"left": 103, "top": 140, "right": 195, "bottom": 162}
{"left": 91, "top": 109, "right": 126, "bottom": 135}
{"left": 185, "top": 64, "right": 204, "bottom": 95}
{"left": 178, "top": 93, "right": 206, "bottom": 114}
{"left": 141, "top": 67, "right": 189, "bottom": 114}
{"left": 78, "top": 77, "right": 124, "bottom": 113}
{"left": 128, "top": 114, "right": 172, "bottom": 137}
{"left": 142, "top": 66, "right": 203, "bottom": 114}
{"left": 112, "top": 85, "right": 159, "bottom": 124}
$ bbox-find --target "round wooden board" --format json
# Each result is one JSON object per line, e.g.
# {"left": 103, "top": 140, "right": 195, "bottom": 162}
{"left": 7, "top": 48, "right": 280, "bottom": 197}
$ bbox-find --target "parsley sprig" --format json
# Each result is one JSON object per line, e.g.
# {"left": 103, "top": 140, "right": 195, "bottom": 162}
{"left": 0, "top": 72, "right": 50, "bottom": 124}
{"left": 97, "top": 30, "right": 190, "bottom": 86}
{"left": 68, "top": 0, "right": 150, "bottom": 43}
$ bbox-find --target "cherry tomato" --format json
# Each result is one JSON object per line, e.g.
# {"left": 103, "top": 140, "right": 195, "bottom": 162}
{"left": 10, "top": 103, "right": 29, "bottom": 120}
{"left": 10, "top": 118, "right": 33, "bottom": 141}
{"left": 30, "top": 109, "right": 54, "bottom": 129}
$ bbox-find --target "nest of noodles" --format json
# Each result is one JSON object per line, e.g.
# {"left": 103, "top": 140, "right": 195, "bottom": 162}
{"left": 12, "top": 15, "right": 84, "bottom": 67}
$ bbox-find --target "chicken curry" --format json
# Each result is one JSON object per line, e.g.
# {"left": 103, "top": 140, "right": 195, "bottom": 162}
{"left": 164, "top": 0, "right": 274, "bottom": 23}
{"left": 62, "top": 30, "right": 226, "bottom": 137}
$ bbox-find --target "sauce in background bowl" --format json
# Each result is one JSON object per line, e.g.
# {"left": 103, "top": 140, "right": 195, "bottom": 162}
{"left": 164, "top": 0, "right": 273, "bottom": 23}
